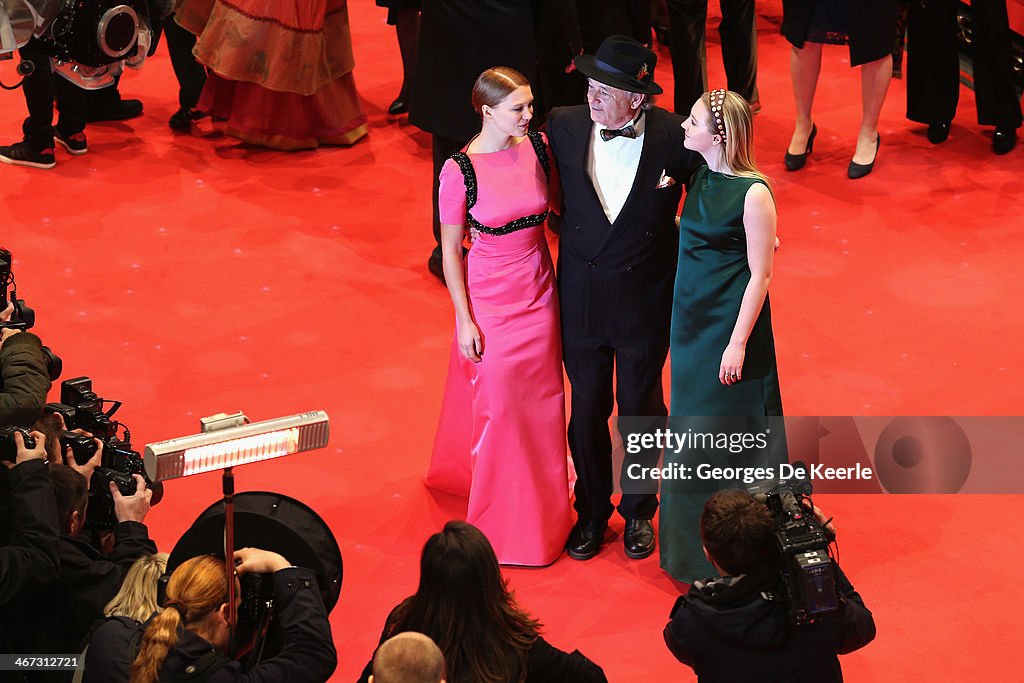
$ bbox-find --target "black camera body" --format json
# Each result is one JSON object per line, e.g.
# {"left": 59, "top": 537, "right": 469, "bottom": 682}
{"left": 40, "top": 0, "right": 150, "bottom": 67}
{"left": 47, "top": 376, "right": 159, "bottom": 528}
{"left": 0, "top": 425, "right": 36, "bottom": 462}
{"left": 87, "top": 467, "right": 138, "bottom": 527}
{"left": 0, "top": 247, "right": 63, "bottom": 382}
{"left": 748, "top": 472, "right": 838, "bottom": 626}
{"left": 59, "top": 430, "right": 99, "bottom": 466}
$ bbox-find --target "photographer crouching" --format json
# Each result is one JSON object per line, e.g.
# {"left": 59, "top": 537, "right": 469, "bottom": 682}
{"left": 128, "top": 548, "right": 337, "bottom": 683}
{"left": 663, "top": 489, "right": 876, "bottom": 682}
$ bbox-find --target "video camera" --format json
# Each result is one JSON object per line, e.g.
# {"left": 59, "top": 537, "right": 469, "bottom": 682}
{"left": 46, "top": 376, "right": 161, "bottom": 527}
{"left": 747, "top": 465, "right": 838, "bottom": 626}
{"left": 0, "top": 0, "right": 154, "bottom": 90}
{"left": 0, "top": 247, "right": 62, "bottom": 382}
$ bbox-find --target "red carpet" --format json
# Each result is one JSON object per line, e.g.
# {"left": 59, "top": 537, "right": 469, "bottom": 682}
{"left": 2, "top": 1, "right": 1023, "bottom": 679}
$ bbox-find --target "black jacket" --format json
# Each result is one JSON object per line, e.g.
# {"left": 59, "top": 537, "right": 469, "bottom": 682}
{"left": 0, "top": 459, "right": 60, "bottom": 605}
{"left": 358, "top": 601, "right": 607, "bottom": 683}
{"left": 0, "top": 459, "right": 61, "bottom": 682}
{"left": 664, "top": 563, "right": 876, "bottom": 682}
{"left": 409, "top": 0, "right": 581, "bottom": 140}
{"left": 0, "top": 520, "right": 157, "bottom": 682}
{"left": 0, "top": 331, "right": 51, "bottom": 426}
{"left": 782, "top": 0, "right": 899, "bottom": 66}
{"left": 82, "top": 615, "right": 146, "bottom": 683}
{"left": 547, "top": 105, "right": 698, "bottom": 340}
{"left": 157, "top": 567, "right": 337, "bottom": 683}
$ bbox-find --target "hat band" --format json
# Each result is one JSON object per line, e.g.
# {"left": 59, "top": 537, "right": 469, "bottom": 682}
{"left": 594, "top": 57, "right": 639, "bottom": 82}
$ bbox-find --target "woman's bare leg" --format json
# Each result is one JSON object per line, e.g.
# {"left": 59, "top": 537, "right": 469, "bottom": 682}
{"left": 852, "top": 55, "right": 892, "bottom": 164}
{"left": 788, "top": 42, "right": 823, "bottom": 155}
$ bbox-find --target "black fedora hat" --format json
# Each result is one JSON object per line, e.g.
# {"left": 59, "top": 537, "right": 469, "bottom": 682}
{"left": 575, "top": 35, "right": 662, "bottom": 95}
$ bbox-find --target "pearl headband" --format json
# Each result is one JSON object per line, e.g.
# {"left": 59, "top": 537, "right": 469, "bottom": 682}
{"left": 709, "top": 89, "right": 727, "bottom": 141}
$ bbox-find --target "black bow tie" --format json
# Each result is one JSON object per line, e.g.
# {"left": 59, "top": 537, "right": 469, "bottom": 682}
{"left": 600, "top": 124, "right": 637, "bottom": 142}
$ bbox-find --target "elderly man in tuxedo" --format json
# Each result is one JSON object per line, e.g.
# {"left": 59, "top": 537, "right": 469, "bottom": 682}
{"left": 548, "top": 35, "right": 698, "bottom": 561}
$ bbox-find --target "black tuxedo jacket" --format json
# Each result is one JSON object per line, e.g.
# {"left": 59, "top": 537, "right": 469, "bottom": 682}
{"left": 548, "top": 105, "right": 697, "bottom": 340}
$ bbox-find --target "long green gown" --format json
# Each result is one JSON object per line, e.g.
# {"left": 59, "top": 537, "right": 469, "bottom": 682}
{"left": 659, "top": 165, "right": 784, "bottom": 583}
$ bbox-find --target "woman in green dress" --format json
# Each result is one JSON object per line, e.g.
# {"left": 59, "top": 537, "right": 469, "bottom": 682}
{"left": 660, "top": 90, "right": 783, "bottom": 583}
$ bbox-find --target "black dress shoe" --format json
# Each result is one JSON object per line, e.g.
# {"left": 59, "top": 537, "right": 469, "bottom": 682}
{"left": 993, "top": 127, "right": 1017, "bottom": 155}
{"left": 388, "top": 99, "right": 408, "bottom": 115}
{"left": 86, "top": 98, "right": 143, "bottom": 123}
{"left": 566, "top": 519, "right": 607, "bottom": 560}
{"left": 168, "top": 107, "right": 208, "bottom": 131}
{"left": 848, "top": 135, "right": 880, "bottom": 180}
{"left": 623, "top": 519, "right": 655, "bottom": 559}
{"left": 927, "top": 121, "right": 950, "bottom": 144}
{"left": 784, "top": 123, "right": 816, "bottom": 172}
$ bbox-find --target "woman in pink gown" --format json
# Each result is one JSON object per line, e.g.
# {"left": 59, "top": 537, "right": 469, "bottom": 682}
{"left": 426, "top": 67, "right": 572, "bottom": 566}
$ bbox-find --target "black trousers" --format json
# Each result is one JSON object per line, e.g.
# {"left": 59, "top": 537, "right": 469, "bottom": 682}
{"left": 18, "top": 39, "right": 86, "bottom": 151}
{"left": 907, "top": 0, "right": 1022, "bottom": 130}
{"left": 563, "top": 333, "right": 669, "bottom": 523}
{"left": 429, "top": 133, "right": 470, "bottom": 265}
{"left": 165, "top": 14, "right": 207, "bottom": 109}
{"left": 667, "top": 0, "right": 758, "bottom": 114}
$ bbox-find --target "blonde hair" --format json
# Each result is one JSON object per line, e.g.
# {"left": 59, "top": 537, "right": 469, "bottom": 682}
{"left": 701, "top": 90, "right": 772, "bottom": 191}
{"left": 471, "top": 67, "right": 530, "bottom": 115}
{"left": 130, "top": 555, "right": 228, "bottom": 683}
{"left": 104, "top": 553, "right": 169, "bottom": 623}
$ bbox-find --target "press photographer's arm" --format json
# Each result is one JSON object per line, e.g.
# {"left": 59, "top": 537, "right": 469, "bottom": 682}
{"left": 0, "top": 430, "right": 60, "bottom": 605}
{"left": 0, "top": 301, "right": 51, "bottom": 426}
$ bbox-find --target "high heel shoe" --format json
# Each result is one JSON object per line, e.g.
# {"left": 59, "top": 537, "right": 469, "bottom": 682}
{"left": 784, "top": 124, "right": 816, "bottom": 171}
{"left": 848, "top": 135, "right": 880, "bottom": 180}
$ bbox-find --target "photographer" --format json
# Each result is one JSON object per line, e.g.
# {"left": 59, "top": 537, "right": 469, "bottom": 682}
{"left": 663, "top": 489, "right": 875, "bottom": 682}
{"left": 130, "top": 548, "right": 337, "bottom": 683}
{"left": 1, "top": 430, "right": 59, "bottom": 659}
{"left": 0, "top": 457, "right": 156, "bottom": 681}
{"left": 0, "top": 301, "right": 51, "bottom": 426}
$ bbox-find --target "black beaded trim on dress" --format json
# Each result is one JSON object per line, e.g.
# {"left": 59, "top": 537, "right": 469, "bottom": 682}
{"left": 466, "top": 209, "right": 548, "bottom": 235}
{"left": 527, "top": 131, "right": 551, "bottom": 179}
{"left": 448, "top": 131, "right": 551, "bottom": 236}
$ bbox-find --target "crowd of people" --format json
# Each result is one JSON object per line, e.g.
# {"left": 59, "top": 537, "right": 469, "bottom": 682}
{"left": 13, "top": 0, "right": 1004, "bottom": 679}
{"left": 1, "top": 0, "right": 1018, "bottom": 167}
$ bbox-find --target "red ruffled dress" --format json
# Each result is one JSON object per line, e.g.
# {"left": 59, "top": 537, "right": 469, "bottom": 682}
{"left": 174, "top": 0, "right": 368, "bottom": 150}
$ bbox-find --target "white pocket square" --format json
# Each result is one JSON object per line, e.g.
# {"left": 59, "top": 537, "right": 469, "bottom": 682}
{"left": 656, "top": 171, "right": 676, "bottom": 189}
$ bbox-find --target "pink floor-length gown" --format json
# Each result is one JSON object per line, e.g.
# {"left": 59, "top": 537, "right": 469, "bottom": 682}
{"left": 426, "top": 133, "right": 572, "bottom": 566}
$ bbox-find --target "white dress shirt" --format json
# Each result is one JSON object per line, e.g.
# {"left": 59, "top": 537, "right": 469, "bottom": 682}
{"left": 587, "top": 112, "right": 646, "bottom": 224}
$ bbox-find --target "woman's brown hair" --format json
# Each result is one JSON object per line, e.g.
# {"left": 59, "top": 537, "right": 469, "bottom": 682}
{"left": 389, "top": 521, "right": 540, "bottom": 683}
{"left": 471, "top": 67, "right": 530, "bottom": 115}
{"left": 129, "top": 555, "right": 227, "bottom": 683}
